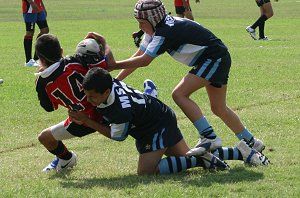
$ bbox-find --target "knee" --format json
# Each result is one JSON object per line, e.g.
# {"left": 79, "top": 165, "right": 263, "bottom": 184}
{"left": 172, "top": 89, "right": 187, "bottom": 104}
{"left": 210, "top": 105, "right": 226, "bottom": 118}
{"left": 38, "top": 128, "right": 54, "bottom": 144}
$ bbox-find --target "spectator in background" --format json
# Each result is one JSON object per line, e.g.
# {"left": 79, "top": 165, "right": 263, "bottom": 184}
{"left": 22, "top": 0, "right": 49, "bottom": 66}
{"left": 246, "top": 0, "right": 274, "bottom": 40}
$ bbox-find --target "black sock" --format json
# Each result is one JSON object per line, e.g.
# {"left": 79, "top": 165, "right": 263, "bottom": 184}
{"left": 24, "top": 35, "right": 33, "bottom": 62}
{"left": 251, "top": 15, "right": 268, "bottom": 30}
{"left": 259, "top": 21, "right": 266, "bottom": 38}
{"left": 49, "top": 141, "right": 72, "bottom": 160}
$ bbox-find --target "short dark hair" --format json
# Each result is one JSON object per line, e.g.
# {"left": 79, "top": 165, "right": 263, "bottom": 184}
{"left": 35, "top": 34, "right": 62, "bottom": 66}
{"left": 83, "top": 67, "right": 112, "bottom": 94}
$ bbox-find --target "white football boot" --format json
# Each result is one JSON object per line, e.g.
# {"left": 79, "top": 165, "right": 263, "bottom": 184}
{"left": 199, "top": 152, "right": 230, "bottom": 171}
{"left": 237, "top": 140, "right": 270, "bottom": 166}
{"left": 143, "top": 79, "right": 158, "bottom": 98}
{"left": 186, "top": 136, "right": 222, "bottom": 156}
{"left": 246, "top": 26, "right": 257, "bottom": 40}
{"left": 42, "top": 157, "right": 59, "bottom": 173}
{"left": 56, "top": 151, "right": 77, "bottom": 172}
{"left": 252, "top": 138, "right": 265, "bottom": 153}
{"left": 25, "top": 59, "right": 39, "bottom": 67}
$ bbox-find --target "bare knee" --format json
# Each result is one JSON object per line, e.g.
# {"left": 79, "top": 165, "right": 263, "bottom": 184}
{"left": 38, "top": 128, "right": 56, "bottom": 145}
{"left": 211, "top": 105, "right": 227, "bottom": 118}
{"left": 172, "top": 89, "right": 187, "bottom": 105}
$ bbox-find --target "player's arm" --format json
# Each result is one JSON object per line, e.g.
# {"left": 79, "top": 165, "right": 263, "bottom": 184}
{"left": 113, "top": 52, "right": 154, "bottom": 70}
{"left": 36, "top": 79, "right": 55, "bottom": 112}
{"left": 115, "top": 48, "right": 144, "bottom": 80}
{"left": 68, "top": 110, "right": 111, "bottom": 138}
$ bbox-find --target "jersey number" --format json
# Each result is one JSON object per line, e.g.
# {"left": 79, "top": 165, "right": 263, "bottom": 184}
{"left": 51, "top": 72, "right": 85, "bottom": 111}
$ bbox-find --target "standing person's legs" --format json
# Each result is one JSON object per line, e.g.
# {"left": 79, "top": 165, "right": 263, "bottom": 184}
{"left": 23, "top": 13, "right": 36, "bottom": 64}
{"left": 34, "top": 11, "right": 49, "bottom": 60}
{"left": 172, "top": 74, "right": 222, "bottom": 155}
{"left": 258, "top": 2, "right": 274, "bottom": 39}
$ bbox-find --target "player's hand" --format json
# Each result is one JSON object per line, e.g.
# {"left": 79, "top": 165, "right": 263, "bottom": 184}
{"left": 132, "top": 30, "right": 144, "bottom": 48}
{"left": 85, "top": 32, "right": 106, "bottom": 49}
{"left": 68, "top": 110, "right": 87, "bottom": 124}
{"left": 30, "top": 2, "right": 39, "bottom": 12}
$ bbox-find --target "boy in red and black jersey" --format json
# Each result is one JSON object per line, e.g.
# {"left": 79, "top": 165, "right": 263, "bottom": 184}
{"left": 35, "top": 34, "right": 110, "bottom": 172}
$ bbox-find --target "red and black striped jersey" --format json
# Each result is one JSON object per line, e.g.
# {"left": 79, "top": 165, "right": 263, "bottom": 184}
{"left": 35, "top": 56, "right": 108, "bottom": 120}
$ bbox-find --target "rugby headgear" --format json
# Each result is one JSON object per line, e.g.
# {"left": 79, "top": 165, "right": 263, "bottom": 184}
{"left": 134, "top": 0, "right": 167, "bottom": 28}
{"left": 75, "top": 38, "right": 106, "bottom": 68}
{"left": 76, "top": 38, "right": 104, "bottom": 56}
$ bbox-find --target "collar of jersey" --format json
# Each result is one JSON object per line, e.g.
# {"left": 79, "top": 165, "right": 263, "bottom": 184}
{"left": 97, "top": 83, "right": 116, "bottom": 108}
{"left": 34, "top": 62, "right": 60, "bottom": 78}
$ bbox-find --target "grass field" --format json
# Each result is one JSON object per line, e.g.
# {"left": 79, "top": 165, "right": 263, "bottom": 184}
{"left": 0, "top": 0, "right": 299, "bottom": 197}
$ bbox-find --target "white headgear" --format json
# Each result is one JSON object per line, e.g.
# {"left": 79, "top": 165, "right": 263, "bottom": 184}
{"left": 134, "top": 0, "right": 167, "bottom": 28}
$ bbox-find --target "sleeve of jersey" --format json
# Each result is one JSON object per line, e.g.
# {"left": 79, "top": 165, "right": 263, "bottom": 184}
{"left": 143, "top": 35, "right": 166, "bottom": 58}
{"left": 36, "top": 78, "right": 56, "bottom": 112}
{"left": 110, "top": 122, "right": 130, "bottom": 141}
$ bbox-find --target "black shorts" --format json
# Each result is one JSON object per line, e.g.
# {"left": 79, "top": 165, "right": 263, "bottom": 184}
{"left": 175, "top": 6, "right": 186, "bottom": 14}
{"left": 256, "top": 0, "right": 270, "bottom": 7}
{"left": 25, "top": 20, "right": 48, "bottom": 31}
{"left": 135, "top": 109, "right": 183, "bottom": 154}
{"left": 189, "top": 51, "right": 231, "bottom": 88}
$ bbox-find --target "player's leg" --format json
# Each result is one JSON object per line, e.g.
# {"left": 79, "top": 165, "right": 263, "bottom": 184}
{"left": 258, "top": 1, "right": 273, "bottom": 40}
{"left": 173, "top": 64, "right": 222, "bottom": 156}
{"left": 183, "top": 0, "right": 194, "bottom": 20}
{"left": 34, "top": 11, "right": 49, "bottom": 60}
{"left": 23, "top": 13, "right": 37, "bottom": 66}
{"left": 38, "top": 119, "right": 96, "bottom": 172}
{"left": 212, "top": 141, "right": 269, "bottom": 166}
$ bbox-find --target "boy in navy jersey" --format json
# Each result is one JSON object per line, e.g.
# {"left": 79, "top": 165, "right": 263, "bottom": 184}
{"left": 68, "top": 68, "right": 269, "bottom": 175}
{"left": 86, "top": 0, "right": 266, "bottom": 158}
{"left": 69, "top": 67, "right": 230, "bottom": 175}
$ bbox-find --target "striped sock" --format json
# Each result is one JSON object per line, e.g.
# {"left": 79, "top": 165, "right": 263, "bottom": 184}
{"left": 236, "top": 128, "right": 255, "bottom": 145}
{"left": 159, "top": 156, "right": 202, "bottom": 174}
{"left": 193, "top": 117, "right": 217, "bottom": 139}
{"left": 212, "top": 147, "right": 243, "bottom": 160}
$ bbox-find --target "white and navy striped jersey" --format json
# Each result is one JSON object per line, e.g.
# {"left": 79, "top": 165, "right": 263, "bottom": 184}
{"left": 96, "top": 79, "right": 174, "bottom": 141}
{"left": 140, "top": 15, "right": 228, "bottom": 66}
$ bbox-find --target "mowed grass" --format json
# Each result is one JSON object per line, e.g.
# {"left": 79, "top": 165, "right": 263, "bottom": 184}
{"left": 0, "top": 0, "right": 299, "bottom": 197}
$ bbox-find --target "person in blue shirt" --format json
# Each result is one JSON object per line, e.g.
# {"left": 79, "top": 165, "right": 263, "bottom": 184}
{"left": 69, "top": 67, "right": 230, "bottom": 175}
{"left": 86, "top": 0, "right": 266, "bottom": 161}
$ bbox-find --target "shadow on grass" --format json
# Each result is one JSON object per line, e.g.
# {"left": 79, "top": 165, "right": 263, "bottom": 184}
{"left": 54, "top": 167, "right": 264, "bottom": 189}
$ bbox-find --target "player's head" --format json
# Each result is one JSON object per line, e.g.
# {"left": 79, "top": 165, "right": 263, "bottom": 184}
{"left": 75, "top": 38, "right": 105, "bottom": 66}
{"left": 35, "top": 34, "right": 63, "bottom": 67}
{"left": 83, "top": 67, "right": 112, "bottom": 106}
{"left": 134, "top": 0, "right": 166, "bottom": 28}
{"left": 76, "top": 38, "right": 104, "bottom": 57}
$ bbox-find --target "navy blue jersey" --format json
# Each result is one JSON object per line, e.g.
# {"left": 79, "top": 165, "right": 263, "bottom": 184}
{"left": 96, "top": 79, "right": 175, "bottom": 141}
{"left": 140, "top": 15, "right": 228, "bottom": 66}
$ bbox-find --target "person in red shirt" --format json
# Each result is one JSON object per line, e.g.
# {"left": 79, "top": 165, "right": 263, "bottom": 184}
{"left": 22, "top": 0, "right": 49, "bottom": 66}
{"left": 35, "top": 34, "right": 111, "bottom": 172}
{"left": 174, "top": 0, "right": 199, "bottom": 21}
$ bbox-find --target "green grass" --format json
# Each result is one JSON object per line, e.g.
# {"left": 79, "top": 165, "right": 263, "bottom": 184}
{"left": 0, "top": 0, "right": 300, "bottom": 197}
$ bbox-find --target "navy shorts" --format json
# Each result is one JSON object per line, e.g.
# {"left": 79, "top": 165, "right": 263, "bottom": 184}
{"left": 256, "top": 0, "right": 270, "bottom": 7}
{"left": 135, "top": 109, "right": 183, "bottom": 154}
{"left": 189, "top": 51, "right": 231, "bottom": 88}
{"left": 23, "top": 11, "right": 48, "bottom": 31}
